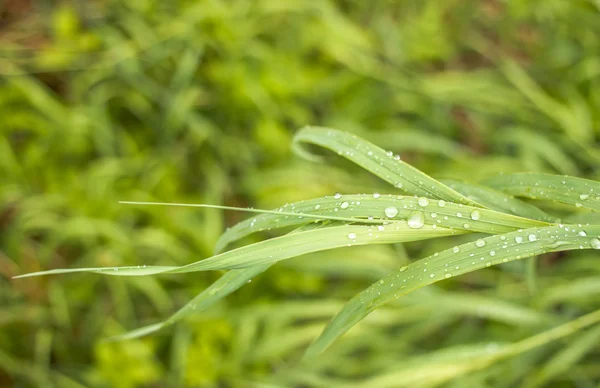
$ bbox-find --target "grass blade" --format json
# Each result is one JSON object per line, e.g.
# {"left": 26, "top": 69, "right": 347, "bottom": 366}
{"left": 15, "top": 223, "right": 464, "bottom": 278}
{"left": 292, "top": 127, "right": 481, "bottom": 206}
{"left": 108, "top": 265, "right": 270, "bottom": 340}
{"left": 304, "top": 224, "right": 600, "bottom": 359}
{"left": 216, "top": 194, "right": 549, "bottom": 252}
{"left": 483, "top": 173, "right": 600, "bottom": 212}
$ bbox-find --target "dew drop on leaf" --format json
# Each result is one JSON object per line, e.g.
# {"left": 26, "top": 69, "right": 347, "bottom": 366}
{"left": 591, "top": 238, "right": 600, "bottom": 249}
{"left": 340, "top": 201, "right": 349, "bottom": 209}
{"left": 384, "top": 206, "right": 399, "bottom": 218}
{"left": 475, "top": 239, "right": 486, "bottom": 247}
{"left": 407, "top": 211, "right": 425, "bottom": 229}
{"left": 373, "top": 193, "right": 380, "bottom": 199}
{"left": 470, "top": 210, "right": 481, "bottom": 221}
{"left": 418, "top": 197, "right": 429, "bottom": 207}
{"left": 334, "top": 192, "right": 342, "bottom": 199}
{"left": 347, "top": 232, "right": 357, "bottom": 240}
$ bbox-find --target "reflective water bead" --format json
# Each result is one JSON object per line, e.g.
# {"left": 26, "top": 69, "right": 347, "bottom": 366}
{"left": 373, "top": 193, "right": 380, "bottom": 199}
{"left": 334, "top": 192, "right": 342, "bottom": 199}
{"left": 340, "top": 201, "right": 349, "bottom": 209}
{"left": 407, "top": 211, "right": 425, "bottom": 229}
{"left": 475, "top": 239, "right": 486, "bottom": 247}
{"left": 470, "top": 210, "right": 481, "bottom": 221}
{"left": 384, "top": 206, "right": 399, "bottom": 218}
{"left": 347, "top": 233, "right": 357, "bottom": 240}
{"left": 418, "top": 197, "right": 429, "bottom": 207}
{"left": 528, "top": 234, "right": 537, "bottom": 242}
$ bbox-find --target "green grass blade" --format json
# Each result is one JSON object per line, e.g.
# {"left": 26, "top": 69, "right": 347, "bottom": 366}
{"left": 483, "top": 173, "right": 600, "bottom": 212}
{"left": 304, "top": 224, "right": 600, "bottom": 359}
{"left": 292, "top": 127, "right": 481, "bottom": 206}
{"left": 15, "top": 223, "right": 464, "bottom": 278}
{"left": 441, "top": 179, "right": 559, "bottom": 223}
{"left": 108, "top": 264, "right": 270, "bottom": 340}
{"left": 216, "top": 194, "right": 549, "bottom": 252}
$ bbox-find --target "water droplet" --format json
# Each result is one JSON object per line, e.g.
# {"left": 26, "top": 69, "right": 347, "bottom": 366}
{"left": 334, "top": 192, "right": 342, "bottom": 199}
{"left": 399, "top": 266, "right": 408, "bottom": 272}
{"left": 347, "top": 233, "right": 357, "bottom": 240}
{"left": 475, "top": 239, "right": 486, "bottom": 247}
{"left": 444, "top": 273, "right": 452, "bottom": 279}
{"left": 384, "top": 206, "right": 399, "bottom": 218}
{"left": 578, "top": 231, "right": 587, "bottom": 237}
{"left": 470, "top": 210, "right": 481, "bottom": 221}
{"left": 431, "top": 213, "right": 437, "bottom": 218}
{"left": 452, "top": 246, "right": 460, "bottom": 253}
{"left": 315, "top": 204, "right": 321, "bottom": 210}
{"left": 515, "top": 236, "right": 524, "bottom": 243}
{"left": 379, "top": 279, "right": 385, "bottom": 284}
{"left": 463, "top": 223, "right": 471, "bottom": 229}
{"left": 377, "top": 225, "right": 385, "bottom": 232}
{"left": 373, "top": 193, "right": 380, "bottom": 199}
{"left": 591, "top": 238, "right": 600, "bottom": 249}
{"left": 407, "top": 211, "right": 425, "bottom": 229}
{"left": 429, "top": 274, "right": 435, "bottom": 278}
{"left": 418, "top": 197, "right": 429, "bottom": 207}
{"left": 528, "top": 234, "right": 537, "bottom": 242}
{"left": 500, "top": 235, "right": 506, "bottom": 241}
{"left": 340, "top": 201, "right": 349, "bottom": 209}
{"left": 438, "top": 200, "right": 446, "bottom": 207}
{"left": 580, "top": 194, "right": 590, "bottom": 200}
{"left": 489, "top": 250, "right": 496, "bottom": 256}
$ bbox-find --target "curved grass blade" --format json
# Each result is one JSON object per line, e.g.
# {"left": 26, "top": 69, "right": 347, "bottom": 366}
{"left": 441, "top": 179, "right": 558, "bottom": 223}
{"left": 108, "top": 264, "right": 270, "bottom": 340}
{"left": 292, "top": 126, "right": 481, "bottom": 207}
{"left": 14, "top": 223, "right": 464, "bottom": 278}
{"left": 216, "top": 194, "right": 549, "bottom": 252}
{"left": 304, "top": 224, "right": 600, "bottom": 359}
{"left": 483, "top": 173, "right": 600, "bottom": 212}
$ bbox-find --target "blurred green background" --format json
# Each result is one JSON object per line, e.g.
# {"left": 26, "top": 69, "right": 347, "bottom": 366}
{"left": 2, "top": 0, "right": 600, "bottom": 387}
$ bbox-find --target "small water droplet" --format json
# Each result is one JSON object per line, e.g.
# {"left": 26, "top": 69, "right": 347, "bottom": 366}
{"left": 438, "top": 200, "right": 446, "bottom": 207}
{"left": 470, "top": 210, "right": 481, "bottom": 221}
{"left": 347, "top": 232, "right": 357, "bottom": 240}
{"left": 399, "top": 266, "right": 408, "bottom": 272}
{"left": 515, "top": 236, "right": 524, "bottom": 243}
{"left": 452, "top": 246, "right": 460, "bottom": 253}
{"left": 431, "top": 213, "right": 437, "bottom": 218}
{"left": 528, "top": 234, "right": 537, "bottom": 242}
{"left": 578, "top": 231, "right": 587, "bottom": 237}
{"left": 444, "top": 273, "right": 452, "bottom": 279}
{"left": 418, "top": 197, "right": 429, "bottom": 207}
{"left": 407, "top": 211, "right": 425, "bottom": 229}
{"left": 334, "top": 192, "right": 342, "bottom": 199}
{"left": 373, "top": 193, "right": 380, "bottom": 199}
{"left": 580, "top": 194, "right": 590, "bottom": 200}
{"left": 315, "top": 204, "right": 321, "bottom": 210}
{"left": 591, "top": 238, "right": 600, "bottom": 249}
{"left": 475, "top": 239, "right": 486, "bottom": 247}
{"left": 429, "top": 274, "right": 435, "bottom": 278}
{"left": 340, "top": 201, "right": 349, "bottom": 209}
{"left": 377, "top": 225, "right": 385, "bottom": 232}
{"left": 384, "top": 206, "right": 399, "bottom": 218}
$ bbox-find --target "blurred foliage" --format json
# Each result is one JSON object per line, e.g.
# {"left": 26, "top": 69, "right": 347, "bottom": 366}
{"left": 1, "top": 0, "right": 600, "bottom": 386}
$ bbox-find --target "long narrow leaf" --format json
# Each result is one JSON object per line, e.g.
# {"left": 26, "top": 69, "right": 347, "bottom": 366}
{"left": 293, "top": 127, "right": 481, "bottom": 206}
{"left": 305, "top": 224, "right": 600, "bottom": 359}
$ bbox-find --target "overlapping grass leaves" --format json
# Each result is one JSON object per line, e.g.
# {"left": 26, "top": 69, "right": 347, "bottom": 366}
{"left": 14, "top": 127, "right": 600, "bottom": 360}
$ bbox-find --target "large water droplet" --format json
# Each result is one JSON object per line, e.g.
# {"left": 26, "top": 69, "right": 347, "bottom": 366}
{"left": 418, "top": 197, "right": 429, "bottom": 207}
{"left": 475, "top": 239, "right": 486, "bottom": 247}
{"left": 470, "top": 210, "right": 481, "bottom": 221}
{"left": 384, "top": 206, "right": 399, "bottom": 218}
{"left": 340, "top": 201, "right": 349, "bottom": 209}
{"left": 407, "top": 211, "right": 425, "bottom": 229}
{"left": 334, "top": 192, "right": 342, "bottom": 199}
{"left": 591, "top": 238, "right": 600, "bottom": 249}
{"left": 580, "top": 194, "right": 590, "bottom": 200}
